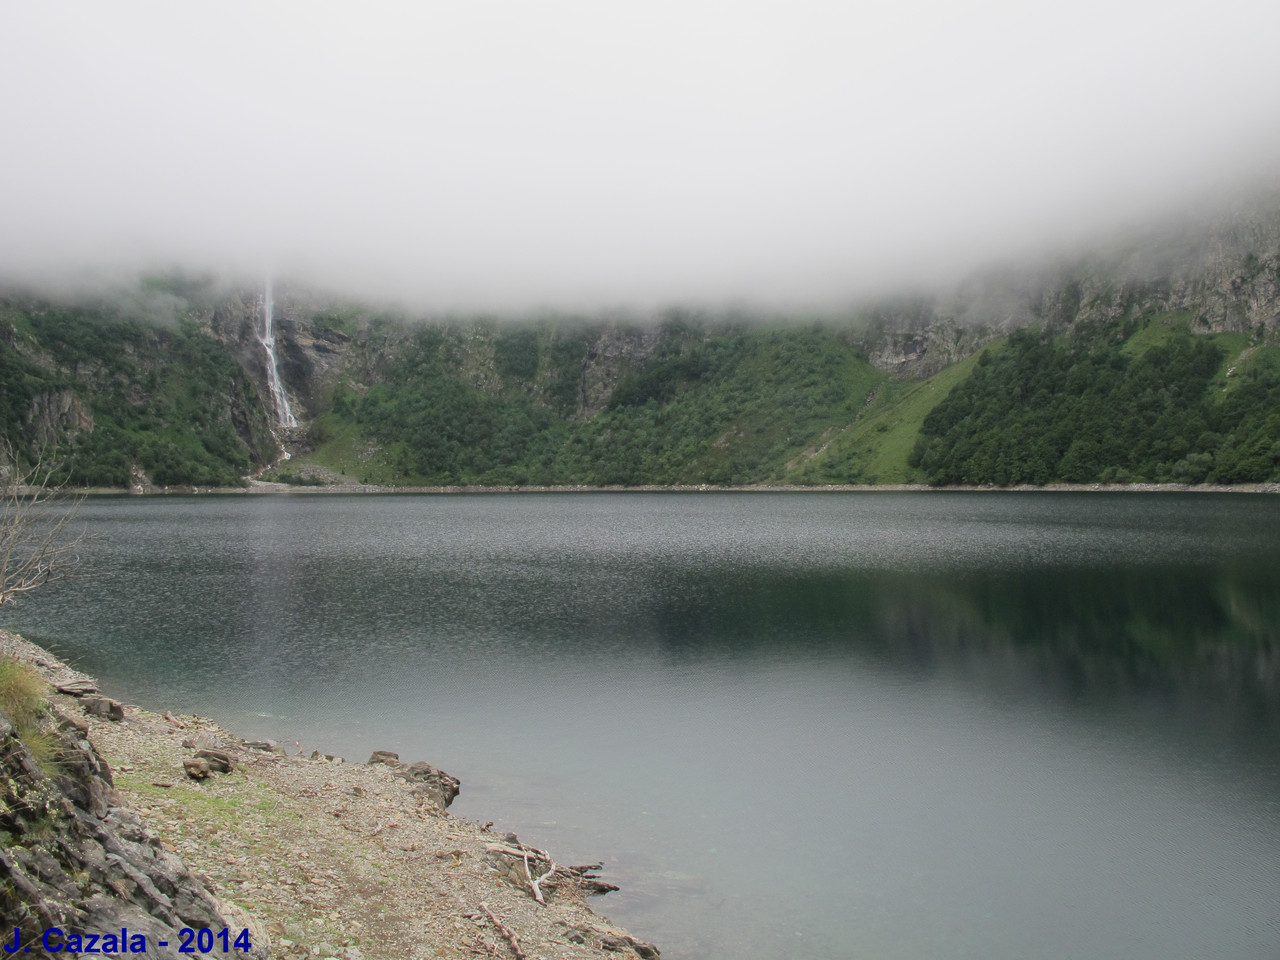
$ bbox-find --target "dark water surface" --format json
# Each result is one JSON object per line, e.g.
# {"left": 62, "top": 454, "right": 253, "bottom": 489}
{"left": 12, "top": 492, "right": 1280, "bottom": 960}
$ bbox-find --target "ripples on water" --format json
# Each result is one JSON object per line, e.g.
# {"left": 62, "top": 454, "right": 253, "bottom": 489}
{"left": 13, "top": 492, "right": 1280, "bottom": 960}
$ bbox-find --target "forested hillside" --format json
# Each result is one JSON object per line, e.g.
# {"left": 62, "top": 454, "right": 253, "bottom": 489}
{"left": 0, "top": 292, "right": 275, "bottom": 487}
{"left": 908, "top": 315, "right": 1280, "bottom": 485}
{"left": 2, "top": 195, "right": 1279, "bottom": 489}
{"left": 0, "top": 287, "right": 897, "bottom": 487}
{"left": 321, "top": 320, "right": 882, "bottom": 485}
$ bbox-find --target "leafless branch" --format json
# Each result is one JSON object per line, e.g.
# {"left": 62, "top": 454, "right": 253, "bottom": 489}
{"left": 0, "top": 443, "right": 84, "bottom": 610}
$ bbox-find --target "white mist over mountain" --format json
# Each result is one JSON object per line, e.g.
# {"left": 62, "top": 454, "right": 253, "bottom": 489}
{"left": 3, "top": 1, "right": 1280, "bottom": 311}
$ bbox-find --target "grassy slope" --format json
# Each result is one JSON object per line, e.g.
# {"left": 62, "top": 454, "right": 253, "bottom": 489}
{"left": 788, "top": 343, "right": 999, "bottom": 485}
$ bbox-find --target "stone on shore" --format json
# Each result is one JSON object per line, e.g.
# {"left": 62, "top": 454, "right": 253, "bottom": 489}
{"left": 82, "top": 694, "right": 126, "bottom": 721}
{"left": 366, "top": 751, "right": 460, "bottom": 808}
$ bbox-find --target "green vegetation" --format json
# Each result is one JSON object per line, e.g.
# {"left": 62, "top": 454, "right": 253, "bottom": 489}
{"left": 259, "top": 468, "right": 327, "bottom": 487}
{"left": 0, "top": 657, "right": 46, "bottom": 732}
{"left": 300, "top": 414, "right": 401, "bottom": 484}
{"left": 0, "top": 658, "right": 61, "bottom": 775}
{"left": 0, "top": 296, "right": 273, "bottom": 487}
{"left": 558, "top": 323, "right": 883, "bottom": 485}
{"left": 909, "top": 314, "right": 1280, "bottom": 485}
{"left": 329, "top": 319, "right": 884, "bottom": 485}
{"left": 5, "top": 278, "right": 1280, "bottom": 489}
{"left": 789, "top": 344, "right": 997, "bottom": 484}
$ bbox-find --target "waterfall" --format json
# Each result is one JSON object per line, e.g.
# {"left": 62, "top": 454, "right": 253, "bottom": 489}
{"left": 258, "top": 278, "right": 297, "bottom": 429}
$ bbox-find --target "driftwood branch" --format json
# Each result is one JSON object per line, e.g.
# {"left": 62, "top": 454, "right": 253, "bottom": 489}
{"left": 485, "top": 841, "right": 620, "bottom": 901}
{"left": 531, "top": 859, "right": 558, "bottom": 905}
{"left": 478, "top": 902, "right": 528, "bottom": 960}
{"left": 519, "top": 847, "right": 540, "bottom": 903}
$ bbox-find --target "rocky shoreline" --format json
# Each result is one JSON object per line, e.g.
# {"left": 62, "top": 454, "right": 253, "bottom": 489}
{"left": 0, "top": 631, "right": 659, "bottom": 960}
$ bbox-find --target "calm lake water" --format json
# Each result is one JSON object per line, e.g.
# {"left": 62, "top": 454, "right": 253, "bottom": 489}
{"left": 11, "top": 492, "right": 1280, "bottom": 960}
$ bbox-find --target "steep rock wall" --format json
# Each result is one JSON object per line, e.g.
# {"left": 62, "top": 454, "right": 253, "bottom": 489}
{"left": 864, "top": 191, "right": 1280, "bottom": 376}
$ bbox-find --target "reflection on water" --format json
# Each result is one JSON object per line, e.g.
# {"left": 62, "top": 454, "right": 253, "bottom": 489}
{"left": 675, "top": 562, "right": 1280, "bottom": 712}
{"left": 10, "top": 492, "right": 1280, "bottom": 960}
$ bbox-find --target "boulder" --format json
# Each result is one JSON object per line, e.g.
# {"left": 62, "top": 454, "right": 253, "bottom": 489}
{"left": 365, "top": 751, "right": 458, "bottom": 808}
{"left": 393, "top": 760, "right": 460, "bottom": 809}
{"left": 57, "top": 713, "right": 90, "bottom": 737}
{"left": 55, "top": 679, "right": 99, "bottom": 696}
{"left": 82, "top": 696, "right": 125, "bottom": 722}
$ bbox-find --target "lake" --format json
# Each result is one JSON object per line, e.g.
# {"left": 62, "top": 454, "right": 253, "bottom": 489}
{"left": 11, "top": 492, "right": 1280, "bottom": 959}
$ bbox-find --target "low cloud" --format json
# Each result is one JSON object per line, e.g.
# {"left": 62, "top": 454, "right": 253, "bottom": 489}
{"left": 4, "top": 1, "right": 1280, "bottom": 312}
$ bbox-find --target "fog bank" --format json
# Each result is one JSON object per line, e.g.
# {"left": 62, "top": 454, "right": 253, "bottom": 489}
{"left": 4, "top": 1, "right": 1280, "bottom": 311}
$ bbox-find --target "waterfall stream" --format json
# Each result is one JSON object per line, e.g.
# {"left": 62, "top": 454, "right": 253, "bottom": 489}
{"left": 258, "top": 279, "right": 297, "bottom": 429}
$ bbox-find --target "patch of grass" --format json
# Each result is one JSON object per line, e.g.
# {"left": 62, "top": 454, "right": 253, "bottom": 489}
{"left": 797, "top": 342, "right": 999, "bottom": 484}
{"left": 0, "top": 658, "right": 63, "bottom": 776}
{"left": 118, "top": 772, "right": 245, "bottom": 813}
{"left": 311, "top": 308, "right": 363, "bottom": 337}
{"left": 0, "top": 658, "right": 47, "bottom": 730}
{"left": 259, "top": 468, "right": 328, "bottom": 487}
{"left": 291, "top": 414, "right": 407, "bottom": 484}
{"left": 1219, "top": 340, "right": 1280, "bottom": 395}
{"left": 1119, "top": 310, "right": 1196, "bottom": 356}
{"left": 21, "top": 728, "right": 65, "bottom": 777}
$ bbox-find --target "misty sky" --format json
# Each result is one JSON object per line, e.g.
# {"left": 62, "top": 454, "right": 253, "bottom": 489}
{"left": 4, "top": 1, "right": 1280, "bottom": 310}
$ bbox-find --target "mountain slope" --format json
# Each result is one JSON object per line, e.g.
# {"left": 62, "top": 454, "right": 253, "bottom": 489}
{"left": 910, "top": 313, "right": 1279, "bottom": 485}
{"left": 2, "top": 191, "right": 1278, "bottom": 489}
{"left": 299, "top": 317, "right": 885, "bottom": 486}
{"left": 0, "top": 292, "right": 276, "bottom": 487}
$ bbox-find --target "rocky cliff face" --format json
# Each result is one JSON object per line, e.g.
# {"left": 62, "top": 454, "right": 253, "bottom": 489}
{"left": 0, "top": 682, "right": 268, "bottom": 957}
{"left": 202, "top": 291, "right": 672, "bottom": 436}
{"left": 25, "top": 390, "right": 94, "bottom": 448}
{"left": 1044, "top": 201, "right": 1280, "bottom": 335}
{"left": 860, "top": 190, "right": 1280, "bottom": 376}
{"left": 0, "top": 289, "right": 280, "bottom": 486}
{"left": 201, "top": 289, "right": 358, "bottom": 436}
{"left": 578, "top": 325, "right": 661, "bottom": 415}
